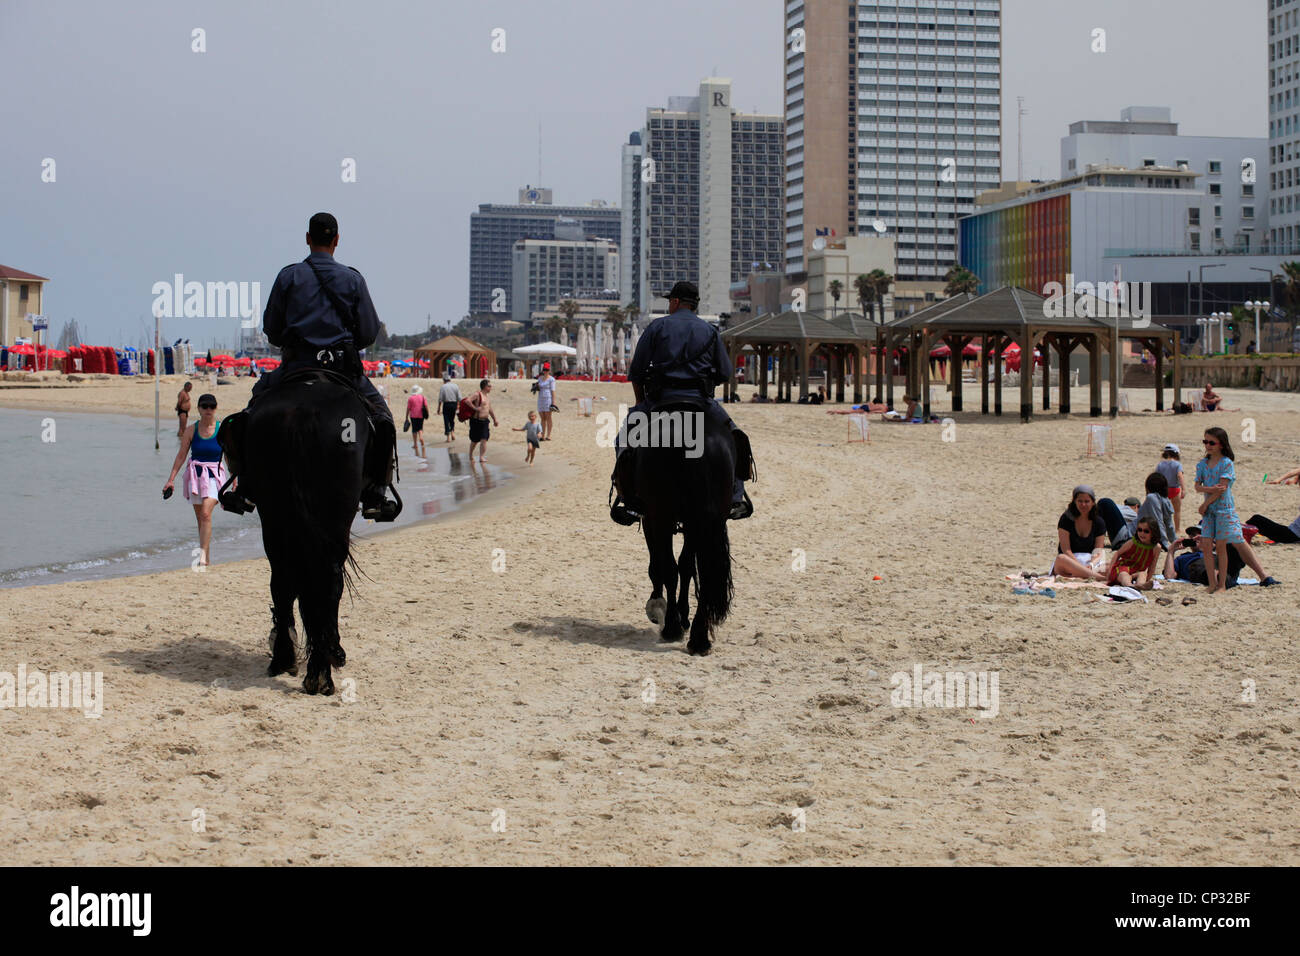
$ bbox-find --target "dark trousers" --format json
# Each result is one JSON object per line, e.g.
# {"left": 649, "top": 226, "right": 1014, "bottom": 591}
{"left": 1095, "top": 497, "right": 1131, "bottom": 545}
{"left": 251, "top": 360, "right": 392, "bottom": 426}
{"left": 1246, "top": 514, "right": 1300, "bottom": 543}
{"left": 442, "top": 402, "right": 457, "bottom": 435}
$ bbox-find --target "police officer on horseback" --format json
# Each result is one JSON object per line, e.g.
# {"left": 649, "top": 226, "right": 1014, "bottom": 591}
{"left": 220, "top": 212, "right": 400, "bottom": 521}
{"left": 611, "top": 280, "right": 754, "bottom": 524}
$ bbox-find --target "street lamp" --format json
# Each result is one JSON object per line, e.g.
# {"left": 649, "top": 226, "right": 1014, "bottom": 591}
{"left": 1210, "top": 311, "right": 1233, "bottom": 353}
{"left": 1198, "top": 262, "right": 1225, "bottom": 317}
{"left": 1245, "top": 300, "right": 1270, "bottom": 353}
{"left": 1197, "top": 316, "right": 1221, "bottom": 356}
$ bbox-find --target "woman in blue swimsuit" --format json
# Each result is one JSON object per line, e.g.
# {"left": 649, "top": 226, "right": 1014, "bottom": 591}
{"left": 163, "top": 392, "right": 227, "bottom": 566}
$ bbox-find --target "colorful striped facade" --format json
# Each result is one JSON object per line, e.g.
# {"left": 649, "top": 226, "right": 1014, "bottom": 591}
{"left": 958, "top": 193, "right": 1070, "bottom": 295}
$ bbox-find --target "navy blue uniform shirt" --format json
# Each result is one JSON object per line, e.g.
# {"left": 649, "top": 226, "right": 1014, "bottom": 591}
{"left": 628, "top": 310, "right": 730, "bottom": 398}
{"left": 263, "top": 251, "right": 380, "bottom": 351}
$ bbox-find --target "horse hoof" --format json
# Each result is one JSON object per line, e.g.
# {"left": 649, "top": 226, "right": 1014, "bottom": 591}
{"left": 646, "top": 598, "right": 667, "bottom": 627}
{"left": 302, "top": 674, "right": 319, "bottom": 695}
{"left": 319, "top": 678, "right": 335, "bottom": 697}
{"left": 330, "top": 644, "right": 346, "bottom": 667}
{"left": 688, "top": 643, "right": 711, "bottom": 656}
{"left": 660, "top": 628, "right": 684, "bottom": 643}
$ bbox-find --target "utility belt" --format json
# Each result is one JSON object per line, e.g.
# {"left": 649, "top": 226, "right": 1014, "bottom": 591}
{"left": 282, "top": 341, "right": 362, "bottom": 378}
{"left": 646, "top": 374, "right": 711, "bottom": 405}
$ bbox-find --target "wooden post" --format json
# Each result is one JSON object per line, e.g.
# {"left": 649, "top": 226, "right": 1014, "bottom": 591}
{"left": 980, "top": 333, "right": 989, "bottom": 415}
{"left": 1041, "top": 333, "right": 1052, "bottom": 411}
{"left": 1020, "top": 327, "right": 1034, "bottom": 422}
{"left": 852, "top": 344, "right": 863, "bottom": 404}
{"left": 922, "top": 330, "right": 932, "bottom": 420}
{"left": 1154, "top": 336, "right": 1165, "bottom": 411}
{"left": 1058, "top": 336, "right": 1071, "bottom": 415}
{"left": 885, "top": 331, "right": 896, "bottom": 411}
{"left": 799, "top": 340, "right": 810, "bottom": 401}
{"left": 993, "top": 334, "right": 1003, "bottom": 416}
{"left": 1088, "top": 334, "right": 1102, "bottom": 417}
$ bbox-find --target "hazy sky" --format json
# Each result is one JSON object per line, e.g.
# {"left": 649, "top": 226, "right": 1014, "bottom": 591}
{"left": 0, "top": 0, "right": 1266, "bottom": 347}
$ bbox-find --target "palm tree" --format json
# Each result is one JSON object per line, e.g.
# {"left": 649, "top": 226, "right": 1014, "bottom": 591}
{"left": 868, "top": 269, "right": 894, "bottom": 325}
{"left": 828, "top": 280, "right": 843, "bottom": 318}
{"left": 943, "top": 265, "right": 981, "bottom": 298}
{"left": 558, "top": 298, "right": 580, "bottom": 325}
{"left": 605, "top": 304, "right": 626, "bottom": 335}
{"left": 543, "top": 315, "right": 564, "bottom": 343}
{"left": 624, "top": 302, "right": 641, "bottom": 332}
{"left": 854, "top": 274, "right": 876, "bottom": 323}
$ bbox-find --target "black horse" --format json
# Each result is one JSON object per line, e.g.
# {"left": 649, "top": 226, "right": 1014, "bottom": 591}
{"left": 621, "top": 402, "right": 735, "bottom": 655}
{"left": 221, "top": 371, "right": 372, "bottom": 695}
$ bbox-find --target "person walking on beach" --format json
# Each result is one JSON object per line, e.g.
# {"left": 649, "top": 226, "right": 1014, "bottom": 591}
{"left": 1194, "top": 426, "right": 1277, "bottom": 592}
{"left": 175, "top": 381, "right": 193, "bottom": 437}
{"left": 512, "top": 410, "right": 541, "bottom": 466}
{"left": 1157, "top": 442, "right": 1185, "bottom": 532}
{"left": 163, "top": 392, "right": 226, "bottom": 567}
{"left": 405, "top": 385, "right": 429, "bottom": 458}
{"left": 438, "top": 371, "right": 461, "bottom": 443}
{"left": 467, "top": 378, "right": 499, "bottom": 463}
{"left": 537, "top": 363, "right": 557, "bottom": 440}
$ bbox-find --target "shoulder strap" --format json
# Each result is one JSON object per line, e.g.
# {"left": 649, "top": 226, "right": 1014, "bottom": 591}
{"left": 304, "top": 257, "right": 358, "bottom": 337}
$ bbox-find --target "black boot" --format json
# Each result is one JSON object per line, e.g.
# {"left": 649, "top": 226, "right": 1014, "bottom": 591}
{"left": 362, "top": 419, "right": 402, "bottom": 521}
{"left": 217, "top": 411, "right": 255, "bottom": 514}
{"left": 609, "top": 452, "right": 643, "bottom": 525}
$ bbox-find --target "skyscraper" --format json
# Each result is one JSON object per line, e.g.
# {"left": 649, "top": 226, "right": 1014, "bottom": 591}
{"left": 468, "top": 189, "right": 621, "bottom": 316}
{"left": 621, "top": 78, "right": 784, "bottom": 315}
{"left": 786, "top": 0, "right": 1002, "bottom": 289}
{"left": 1269, "top": 0, "right": 1299, "bottom": 251}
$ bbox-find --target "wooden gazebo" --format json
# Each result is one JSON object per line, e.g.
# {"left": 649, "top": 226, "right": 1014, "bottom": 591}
{"left": 413, "top": 334, "right": 496, "bottom": 380}
{"left": 721, "top": 311, "right": 870, "bottom": 402}
{"left": 884, "top": 287, "right": 1182, "bottom": 422}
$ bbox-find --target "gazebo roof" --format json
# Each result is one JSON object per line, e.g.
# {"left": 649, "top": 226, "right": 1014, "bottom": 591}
{"left": 721, "top": 309, "right": 868, "bottom": 345}
{"left": 885, "top": 293, "right": 977, "bottom": 330}
{"left": 413, "top": 334, "right": 494, "bottom": 356}
{"left": 827, "top": 311, "right": 881, "bottom": 337}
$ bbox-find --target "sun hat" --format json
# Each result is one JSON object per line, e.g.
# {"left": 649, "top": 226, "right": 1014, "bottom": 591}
{"left": 1163, "top": 442, "right": 1180, "bottom": 454}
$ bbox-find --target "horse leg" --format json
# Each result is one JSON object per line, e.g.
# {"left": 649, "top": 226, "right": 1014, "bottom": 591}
{"left": 644, "top": 517, "right": 682, "bottom": 641}
{"left": 267, "top": 562, "right": 299, "bottom": 677}
{"left": 300, "top": 566, "right": 338, "bottom": 696}
{"left": 643, "top": 519, "right": 666, "bottom": 629}
{"left": 676, "top": 536, "right": 694, "bottom": 635}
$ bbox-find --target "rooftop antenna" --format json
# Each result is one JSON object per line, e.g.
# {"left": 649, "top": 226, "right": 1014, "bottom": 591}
{"left": 538, "top": 122, "right": 542, "bottom": 184}
{"left": 1017, "top": 96, "right": 1027, "bottom": 181}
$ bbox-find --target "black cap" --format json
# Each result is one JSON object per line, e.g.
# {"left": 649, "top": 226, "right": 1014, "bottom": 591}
{"left": 661, "top": 281, "right": 699, "bottom": 304}
{"left": 308, "top": 212, "right": 339, "bottom": 245}
{"left": 197, "top": 393, "right": 217, "bottom": 407}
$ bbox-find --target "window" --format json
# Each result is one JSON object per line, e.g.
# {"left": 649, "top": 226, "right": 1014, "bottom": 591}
{"left": 1208, "top": 160, "right": 1222, "bottom": 174}
{"left": 1243, "top": 205, "right": 1256, "bottom": 219}
{"left": 1142, "top": 158, "right": 1156, "bottom": 167}
{"left": 19, "top": 284, "right": 29, "bottom": 302}
{"left": 1189, "top": 232, "right": 1201, "bottom": 251}
{"left": 1243, "top": 183, "right": 1255, "bottom": 197}
{"left": 1188, "top": 208, "right": 1201, "bottom": 226}
{"left": 1209, "top": 183, "right": 1221, "bottom": 195}
{"left": 1214, "top": 227, "right": 1223, "bottom": 241}
{"left": 1215, "top": 204, "right": 1223, "bottom": 218}
{"left": 1176, "top": 158, "right": 1190, "bottom": 168}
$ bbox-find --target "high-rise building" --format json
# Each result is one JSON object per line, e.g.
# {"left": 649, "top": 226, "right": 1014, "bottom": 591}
{"left": 1062, "top": 107, "right": 1265, "bottom": 253}
{"left": 786, "top": 0, "right": 1002, "bottom": 286}
{"left": 620, "top": 132, "right": 645, "bottom": 315}
{"left": 510, "top": 239, "right": 619, "bottom": 325}
{"left": 622, "top": 78, "right": 784, "bottom": 316}
{"left": 468, "top": 189, "right": 620, "bottom": 315}
{"left": 1269, "top": 1, "right": 1300, "bottom": 251}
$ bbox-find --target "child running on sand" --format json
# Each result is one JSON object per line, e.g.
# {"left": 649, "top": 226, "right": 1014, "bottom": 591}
{"left": 1194, "top": 426, "right": 1278, "bottom": 592}
{"left": 1157, "top": 442, "right": 1184, "bottom": 532}
{"left": 512, "top": 410, "right": 542, "bottom": 466}
{"left": 1106, "top": 516, "right": 1162, "bottom": 590}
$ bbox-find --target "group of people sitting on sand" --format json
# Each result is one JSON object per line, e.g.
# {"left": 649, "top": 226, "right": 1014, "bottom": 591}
{"left": 1052, "top": 428, "right": 1285, "bottom": 594}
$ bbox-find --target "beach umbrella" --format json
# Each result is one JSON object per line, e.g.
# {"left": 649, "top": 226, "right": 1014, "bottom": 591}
{"left": 601, "top": 325, "right": 613, "bottom": 378}
{"left": 615, "top": 328, "right": 626, "bottom": 373}
{"left": 628, "top": 323, "right": 640, "bottom": 368}
{"left": 929, "top": 343, "right": 951, "bottom": 358}
{"left": 576, "top": 325, "right": 587, "bottom": 376}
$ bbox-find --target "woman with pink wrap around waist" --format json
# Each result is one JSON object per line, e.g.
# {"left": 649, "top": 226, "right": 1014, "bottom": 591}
{"left": 163, "top": 392, "right": 227, "bottom": 567}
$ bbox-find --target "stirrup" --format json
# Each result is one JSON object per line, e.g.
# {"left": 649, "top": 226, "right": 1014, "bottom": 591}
{"left": 728, "top": 491, "right": 753, "bottom": 521}
{"left": 217, "top": 475, "right": 255, "bottom": 514}
{"left": 361, "top": 483, "right": 402, "bottom": 522}
{"left": 610, "top": 497, "right": 641, "bottom": 526}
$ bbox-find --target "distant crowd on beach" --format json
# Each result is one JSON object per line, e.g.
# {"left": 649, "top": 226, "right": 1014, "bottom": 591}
{"left": 1053, "top": 428, "right": 1294, "bottom": 594}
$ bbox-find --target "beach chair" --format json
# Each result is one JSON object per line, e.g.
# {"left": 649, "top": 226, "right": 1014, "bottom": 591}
{"left": 847, "top": 414, "right": 870, "bottom": 443}
{"left": 1085, "top": 424, "right": 1114, "bottom": 458}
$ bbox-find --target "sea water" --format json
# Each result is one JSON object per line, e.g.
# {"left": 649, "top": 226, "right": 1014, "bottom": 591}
{"left": 0, "top": 407, "right": 509, "bottom": 587}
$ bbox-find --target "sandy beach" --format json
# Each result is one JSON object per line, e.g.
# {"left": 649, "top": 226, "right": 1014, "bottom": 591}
{"left": 2, "top": 374, "right": 1298, "bottom": 865}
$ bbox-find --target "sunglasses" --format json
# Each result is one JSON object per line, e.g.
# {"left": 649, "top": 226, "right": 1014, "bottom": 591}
{"left": 1202, "top": 439, "right": 1217, "bottom": 445}
{"left": 1137, "top": 527, "right": 1154, "bottom": 536}
{"left": 199, "top": 404, "right": 216, "bottom": 409}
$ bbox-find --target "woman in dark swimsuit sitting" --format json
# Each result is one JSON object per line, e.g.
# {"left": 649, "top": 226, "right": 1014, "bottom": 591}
{"left": 1052, "top": 484, "right": 1109, "bottom": 581}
